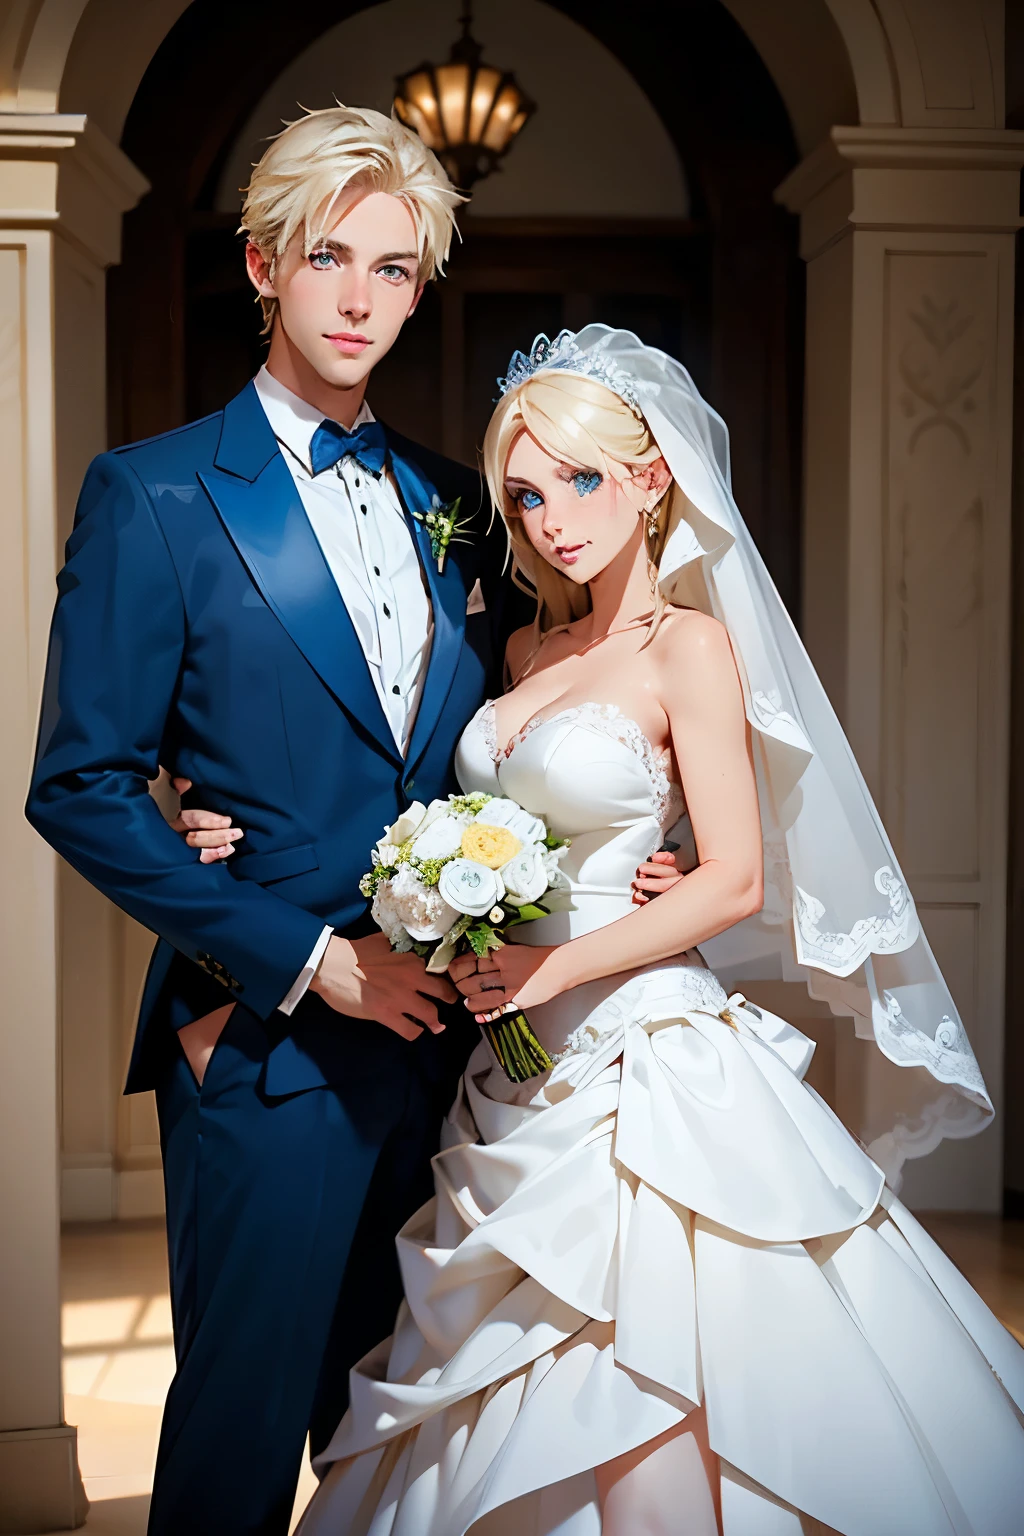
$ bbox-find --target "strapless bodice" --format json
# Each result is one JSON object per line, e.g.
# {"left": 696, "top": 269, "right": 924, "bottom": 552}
{"left": 455, "top": 699, "right": 684, "bottom": 945}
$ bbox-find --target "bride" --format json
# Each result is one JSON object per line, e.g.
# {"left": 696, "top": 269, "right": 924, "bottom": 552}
{"left": 180, "top": 328, "right": 1024, "bottom": 1533}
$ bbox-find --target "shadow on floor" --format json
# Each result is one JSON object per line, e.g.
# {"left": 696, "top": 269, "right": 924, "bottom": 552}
{"left": 16, "top": 1493, "right": 150, "bottom": 1536}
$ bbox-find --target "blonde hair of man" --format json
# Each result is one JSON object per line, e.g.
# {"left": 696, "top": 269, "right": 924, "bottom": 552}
{"left": 240, "top": 104, "right": 464, "bottom": 331}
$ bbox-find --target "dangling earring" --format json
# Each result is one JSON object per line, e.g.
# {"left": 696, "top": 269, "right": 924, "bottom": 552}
{"left": 645, "top": 495, "right": 661, "bottom": 539}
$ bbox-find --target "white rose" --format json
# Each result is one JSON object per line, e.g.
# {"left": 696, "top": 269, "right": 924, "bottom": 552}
{"left": 438, "top": 858, "right": 504, "bottom": 917}
{"left": 542, "top": 845, "right": 572, "bottom": 891}
{"left": 500, "top": 844, "right": 549, "bottom": 906}
{"left": 473, "top": 797, "right": 547, "bottom": 847}
{"left": 409, "top": 811, "right": 467, "bottom": 861}
{"left": 386, "top": 801, "right": 427, "bottom": 847}
{"left": 389, "top": 863, "right": 458, "bottom": 942}
{"left": 374, "top": 835, "right": 401, "bottom": 868}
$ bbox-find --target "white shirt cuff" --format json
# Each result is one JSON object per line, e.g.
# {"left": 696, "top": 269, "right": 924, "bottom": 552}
{"left": 278, "top": 926, "right": 333, "bottom": 1015}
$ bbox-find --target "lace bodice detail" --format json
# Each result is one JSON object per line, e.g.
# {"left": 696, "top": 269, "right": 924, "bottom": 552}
{"left": 454, "top": 697, "right": 686, "bottom": 948}
{"left": 479, "top": 699, "right": 683, "bottom": 832}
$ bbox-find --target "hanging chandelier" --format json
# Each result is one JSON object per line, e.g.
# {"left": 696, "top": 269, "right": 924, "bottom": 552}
{"left": 393, "top": 2, "right": 535, "bottom": 189}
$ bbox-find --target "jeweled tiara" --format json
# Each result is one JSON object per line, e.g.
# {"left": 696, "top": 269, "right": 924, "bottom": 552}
{"left": 496, "top": 329, "right": 640, "bottom": 409}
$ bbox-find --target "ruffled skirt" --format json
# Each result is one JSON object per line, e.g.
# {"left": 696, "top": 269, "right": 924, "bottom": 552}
{"left": 299, "top": 961, "right": 1024, "bottom": 1536}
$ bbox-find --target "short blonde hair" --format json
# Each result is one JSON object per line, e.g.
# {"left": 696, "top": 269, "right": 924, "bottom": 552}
{"left": 240, "top": 104, "right": 464, "bottom": 330}
{"left": 483, "top": 369, "right": 683, "bottom": 650}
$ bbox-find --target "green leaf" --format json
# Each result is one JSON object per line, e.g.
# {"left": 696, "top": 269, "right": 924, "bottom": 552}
{"left": 506, "top": 903, "right": 549, "bottom": 924}
{"left": 467, "top": 922, "right": 505, "bottom": 957}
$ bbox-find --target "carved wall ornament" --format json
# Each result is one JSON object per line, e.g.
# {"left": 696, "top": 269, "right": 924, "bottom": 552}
{"left": 899, "top": 296, "right": 983, "bottom": 455}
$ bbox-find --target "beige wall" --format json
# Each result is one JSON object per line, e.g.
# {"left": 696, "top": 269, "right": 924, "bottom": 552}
{"left": 780, "top": 124, "right": 1023, "bottom": 1208}
{"left": 0, "top": 107, "right": 147, "bottom": 1528}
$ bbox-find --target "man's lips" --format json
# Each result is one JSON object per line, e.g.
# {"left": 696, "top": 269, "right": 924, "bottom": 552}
{"left": 554, "top": 542, "right": 587, "bottom": 566}
{"left": 326, "top": 333, "right": 371, "bottom": 354}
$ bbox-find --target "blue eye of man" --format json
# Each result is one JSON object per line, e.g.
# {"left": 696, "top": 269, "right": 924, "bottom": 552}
{"left": 572, "top": 471, "right": 603, "bottom": 497}
{"left": 519, "top": 490, "right": 543, "bottom": 511}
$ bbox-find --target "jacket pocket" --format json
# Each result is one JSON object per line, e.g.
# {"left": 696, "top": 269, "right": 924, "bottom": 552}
{"left": 230, "top": 841, "right": 320, "bottom": 886}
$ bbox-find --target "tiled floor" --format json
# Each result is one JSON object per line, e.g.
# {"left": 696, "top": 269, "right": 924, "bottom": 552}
{"left": 51, "top": 1220, "right": 316, "bottom": 1535}
{"left": 20, "top": 1212, "right": 1024, "bottom": 1534}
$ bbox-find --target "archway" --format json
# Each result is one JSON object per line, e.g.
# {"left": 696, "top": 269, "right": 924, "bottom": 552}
{"left": 1, "top": 1, "right": 1019, "bottom": 1527}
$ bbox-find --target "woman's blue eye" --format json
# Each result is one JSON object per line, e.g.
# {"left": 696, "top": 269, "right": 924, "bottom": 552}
{"left": 572, "top": 471, "right": 602, "bottom": 498}
{"left": 520, "top": 490, "right": 543, "bottom": 511}
{"left": 310, "top": 250, "right": 334, "bottom": 268}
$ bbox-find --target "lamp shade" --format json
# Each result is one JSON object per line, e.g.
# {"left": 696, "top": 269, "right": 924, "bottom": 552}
{"left": 395, "top": 5, "right": 535, "bottom": 188}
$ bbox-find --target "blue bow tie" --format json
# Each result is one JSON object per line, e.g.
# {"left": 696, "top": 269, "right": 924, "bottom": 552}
{"left": 309, "top": 417, "right": 388, "bottom": 477}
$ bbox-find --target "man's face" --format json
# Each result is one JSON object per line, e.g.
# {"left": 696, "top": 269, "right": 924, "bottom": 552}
{"left": 247, "top": 190, "right": 424, "bottom": 390}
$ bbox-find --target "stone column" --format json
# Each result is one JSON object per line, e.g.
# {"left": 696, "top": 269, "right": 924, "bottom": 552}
{"left": 0, "top": 112, "right": 147, "bottom": 1532}
{"left": 777, "top": 126, "right": 1024, "bottom": 1211}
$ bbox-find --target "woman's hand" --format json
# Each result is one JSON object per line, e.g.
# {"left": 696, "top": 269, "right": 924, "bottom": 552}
{"left": 169, "top": 777, "right": 244, "bottom": 863}
{"left": 631, "top": 848, "right": 685, "bottom": 905}
{"left": 449, "top": 945, "right": 561, "bottom": 1022}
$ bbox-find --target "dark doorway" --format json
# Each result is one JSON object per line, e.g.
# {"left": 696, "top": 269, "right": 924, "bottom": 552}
{"left": 110, "top": 0, "right": 803, "bottom": 611}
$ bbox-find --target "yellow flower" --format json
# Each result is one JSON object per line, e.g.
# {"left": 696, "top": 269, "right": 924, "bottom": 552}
{"left": 461, "top": 823, "right": 522, "bottom": 869}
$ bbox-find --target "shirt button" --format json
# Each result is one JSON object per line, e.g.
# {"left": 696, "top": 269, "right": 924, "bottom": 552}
{"left": 360, "top": 504, "right": 367, "bottom": 514}
{"left": 374, "top": 565, "right": 381, "bottom": 576}
{"left": 383, "top": 604, "right": 391, "bottom": 618}
{"left": 354, "top": 477, "right": 361, "bottom": 487}
{"left": 392, "top": 684, "right": 401, "bottom": 695}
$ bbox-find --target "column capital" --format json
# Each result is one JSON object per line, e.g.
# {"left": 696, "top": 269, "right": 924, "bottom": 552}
{"left": 776, "top": 126, "right": 1024, "bottom": 260}
{"left": 0, "top": 112, "right": 149, "bottom": 267}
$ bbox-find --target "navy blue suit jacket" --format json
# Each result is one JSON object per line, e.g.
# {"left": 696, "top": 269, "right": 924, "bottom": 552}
{"left": 27, "top": 382, "right": 516, "bottom": 1098}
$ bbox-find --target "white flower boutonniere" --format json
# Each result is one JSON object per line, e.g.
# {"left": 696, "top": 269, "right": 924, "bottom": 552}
{"left": 413, "top": 495, "right": 473, "bottom": 574}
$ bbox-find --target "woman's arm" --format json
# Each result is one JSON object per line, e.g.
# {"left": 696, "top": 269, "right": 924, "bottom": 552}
{"left": 452, "top": 612, "right": 764, "bottom": 1017}
{"left": 168, "top": 777, "right": 244, "bottom": 862}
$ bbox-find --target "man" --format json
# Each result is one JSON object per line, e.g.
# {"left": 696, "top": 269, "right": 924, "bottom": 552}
{"left": 27, "top": 106, "right": 516, "bottom": 1535}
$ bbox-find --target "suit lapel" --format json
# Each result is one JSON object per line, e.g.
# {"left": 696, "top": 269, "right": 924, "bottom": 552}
{"left": 387, "top": 438, "right": 467, "bottom": 774}
{"left": 200, "top": 382, "right": 402, "bottom": 767}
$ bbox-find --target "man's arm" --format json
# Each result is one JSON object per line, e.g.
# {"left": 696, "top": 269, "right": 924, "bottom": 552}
{"left": 26, "top": 452, "right": 326, "bottom": 1020}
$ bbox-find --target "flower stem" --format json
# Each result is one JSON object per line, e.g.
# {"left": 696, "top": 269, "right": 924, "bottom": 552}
{"left": 480, "top": 1011, "right": 554, "bottom": 1083}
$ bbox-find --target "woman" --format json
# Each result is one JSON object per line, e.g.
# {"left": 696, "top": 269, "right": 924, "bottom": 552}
{"left": 180, "top": 328, "right": 1024, "bottom": 1533}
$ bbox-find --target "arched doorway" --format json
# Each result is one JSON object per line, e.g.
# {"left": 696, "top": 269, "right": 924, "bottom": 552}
{"left": 1, "top": 2, "right": 1019, "bottom": 1526}
{"left": 110, "top": 0, "right": 805, "bottom": 608}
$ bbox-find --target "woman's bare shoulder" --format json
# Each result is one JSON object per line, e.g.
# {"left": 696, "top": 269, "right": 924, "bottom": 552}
{"left": 654, "top": 606, "right": 732, "bottom": 659}
{"left": 653, "top": 608, "right": 739, "bottom": 702}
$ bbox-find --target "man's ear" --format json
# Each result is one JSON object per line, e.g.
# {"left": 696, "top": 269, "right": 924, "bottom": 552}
{"left": 245, "top": 241, "right": 277, "bottom": 298}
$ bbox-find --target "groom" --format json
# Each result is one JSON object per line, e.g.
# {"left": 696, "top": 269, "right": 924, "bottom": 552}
{"left": 27, "top": 106, "right": 516, "bottom": 1535}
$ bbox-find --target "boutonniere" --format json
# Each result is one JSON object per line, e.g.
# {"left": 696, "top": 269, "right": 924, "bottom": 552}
{"left": 412, "top": 495, "right": 474, "bottom": 574}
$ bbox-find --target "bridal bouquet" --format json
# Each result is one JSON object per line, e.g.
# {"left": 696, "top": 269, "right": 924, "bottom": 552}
{"left": 360, "top": 792, "right": 571, "bottom": 1082}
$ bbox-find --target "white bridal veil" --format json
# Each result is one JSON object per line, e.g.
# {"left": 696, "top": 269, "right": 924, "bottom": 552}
{"left": 516, "top": 324, "right": 992, "bottom": 1178}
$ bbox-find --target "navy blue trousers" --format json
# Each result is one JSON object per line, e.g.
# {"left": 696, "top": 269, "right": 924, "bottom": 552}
{"left": 147, "top": 1005, "right": 454, "bottom": 1536}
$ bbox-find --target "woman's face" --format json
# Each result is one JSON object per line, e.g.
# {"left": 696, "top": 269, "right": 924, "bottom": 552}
{"left": 504, "top": 429, "right": 652, "bottom": 587}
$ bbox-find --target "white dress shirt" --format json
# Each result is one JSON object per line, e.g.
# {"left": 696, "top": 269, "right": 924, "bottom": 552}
{"left": 252, "top": 367, "right": 435, "bottom": 1012}
{"left": 254, "top": 366, "right": 433, "bottom": 754}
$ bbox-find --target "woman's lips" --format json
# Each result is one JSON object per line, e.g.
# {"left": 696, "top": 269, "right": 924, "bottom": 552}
{"left": 555, "top": 543, "right": 586, "bottom": 566}
{"left": 326, "top": 333, "right": 370, "bottom": 355}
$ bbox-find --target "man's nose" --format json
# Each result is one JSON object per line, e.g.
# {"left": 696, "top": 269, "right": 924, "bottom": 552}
{"left": 338, "top": 271, "right": 372, "bottom": 323}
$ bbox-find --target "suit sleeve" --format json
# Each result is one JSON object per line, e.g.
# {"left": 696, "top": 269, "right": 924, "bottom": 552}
{"left": 25, "top": 452, "right": 327, "bottom": 1021}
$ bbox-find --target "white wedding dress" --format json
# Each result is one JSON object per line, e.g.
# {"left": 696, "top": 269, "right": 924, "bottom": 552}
{"left": 300, "top": 700, "right": 1024, "bottom": 1536}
